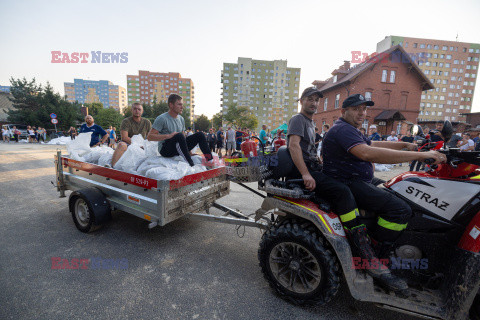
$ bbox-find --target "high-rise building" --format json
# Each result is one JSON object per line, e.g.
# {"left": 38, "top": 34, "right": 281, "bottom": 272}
{"left": 377, "top": 36, "right": 480, "bottom": 123}
{"left": 126, "top": 71, "right": 194, "bottom": 122}
{"left": 221, "top": 57, "right": 301, "bottom": 131}
{"left": 0, "top": 85, "right": 11, "bottom": 93}
{"left": 64, "top": 79, "right": 127, "bottom": 113}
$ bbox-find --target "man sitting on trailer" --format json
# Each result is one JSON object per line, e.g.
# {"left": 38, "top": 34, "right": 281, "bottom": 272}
{"left": 111, "top": 103, "right": 152, "bottom": 167}
{"left": 147, "top": 94, "right": 213, "bottom": 167}
{"left": 79, "top": 115, "right": 108, "bottom": 147}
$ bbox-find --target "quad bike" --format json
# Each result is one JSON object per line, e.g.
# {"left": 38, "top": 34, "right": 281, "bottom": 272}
{"left": 255, "top": 121, "right": 480, "bottom": 320}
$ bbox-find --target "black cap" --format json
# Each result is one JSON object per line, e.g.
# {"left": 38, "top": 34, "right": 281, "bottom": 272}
{"left": 299, "top": 87, "right": 324, "bottom": 100}
{"left": 342, "top": 94, "right": 374, "bottom": 108}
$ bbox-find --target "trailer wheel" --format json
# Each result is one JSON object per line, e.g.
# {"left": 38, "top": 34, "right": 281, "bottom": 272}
{"left": 258, "top": 219, "right": 340, "bottom": 305}
{"left": 69, "top": 188, "right": 110, "bottom": 233}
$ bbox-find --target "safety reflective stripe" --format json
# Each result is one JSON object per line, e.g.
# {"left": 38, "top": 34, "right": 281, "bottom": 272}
{"left": 471, "top": 175, "right": 480, "bottom": 180}
{"left": 339, "top": 209, "right": 358, "bottom": 223}
{"left": 377, "top": 217, "right": 407, "bottom": 231}
{"left": 224, "top": 158, "right": 248, "bottom": 163}
{"left": 273, "top": 196, "right": 332, "bottom": 234}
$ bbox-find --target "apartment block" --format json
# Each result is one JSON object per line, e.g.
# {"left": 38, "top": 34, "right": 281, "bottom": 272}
{"left": 126, "top": 71, "right": 194, "bottom": 122}
{"left": 64, "top": 79, "right": 127, "bottom": 112}
{"left": 377, "top": 36, "right": 480, "bottom": 123}
{"left": 221, "top": 57, "right": 301, "bottom": 131}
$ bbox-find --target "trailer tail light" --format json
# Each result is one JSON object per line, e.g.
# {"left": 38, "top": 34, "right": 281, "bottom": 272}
{"left": 144, "top": 214, "right": 151, "bottom": 221}
{"left": 458, "top": 210, "right": 480, "bottom": 253}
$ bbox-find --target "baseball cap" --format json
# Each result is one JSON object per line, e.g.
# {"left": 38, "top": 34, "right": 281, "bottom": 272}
{"left": 342, "top": 94, "right": 374, "bottom": 108}
{"left": 369, "top": 125, "right": 377, "bottom": 129}
{"left": 298, "top": 87, "right": 324, "bottom": 101}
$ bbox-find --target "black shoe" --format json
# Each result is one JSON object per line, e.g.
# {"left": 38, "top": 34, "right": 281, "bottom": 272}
{"left": 347, "top": 226, "right": 409, "bottom": 294}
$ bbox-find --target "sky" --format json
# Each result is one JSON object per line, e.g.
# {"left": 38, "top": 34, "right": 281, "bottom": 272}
{"left": 1, "top": 0, "right": 479, "bottom": 119}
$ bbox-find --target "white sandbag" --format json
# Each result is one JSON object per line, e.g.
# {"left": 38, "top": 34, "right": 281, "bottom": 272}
{"left": 374, "top": 163, "right": 393, "bottom": 172}
{"left": 83, "top": 146, "right": 114, "bottom": 164}
{"left": 145, "top": 166, "right": 185, "bottom": 180}
{"left": 44, "top": 136, "right": 72, "bottom": 145}
{"left": 130, "top": 134, "right": 145, "bottom": 147}
{"left": 113, "top": 144, "right": 147, "bottom": 174}
{"left": 136, "top": 157, "right": 165, "bottom": 176}
{"left": 145, "top": 140, "right": 159, "bottom": 157}
{"left": 98, "top": 152, "right": 113, "bottom": 167}
{"left": 67, "top": 132, "right": 92, "bottom": 157}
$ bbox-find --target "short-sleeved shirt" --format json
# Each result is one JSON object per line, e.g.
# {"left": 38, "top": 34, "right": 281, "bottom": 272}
{"left": 152, "top": 112, "right": 185, "bottom": 152}
{"left": 120, "top": 117, "right": 152, "bottom": 141}
{"left": 286, "top": 113, "right": 319, "bottom": 166}
{"left": 226, "top": 129, "right": 235, "bottom": 142}
{"left": 401, "top": 136, "right": 414, "bottom": 143}
{"left": 259, "top": 129, "right": 267, "bottom": 145}
{"left": 321, "top": 117, "right": 374, "bottom": 183}
{"left": 369, "top": 132, "right": 381, "bottom": 141}
{"left": 216, "top": 130, "right": 224, "bottom": 143}
{"left": 459, "top": 139, "right": 475, "bottom": 151}
{"left": 80, "top": 123, "right": 107, "bottom": 147}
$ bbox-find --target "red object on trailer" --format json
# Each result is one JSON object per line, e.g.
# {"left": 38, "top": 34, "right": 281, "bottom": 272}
{"left": 273, "top": 137, "right": 286, "bottom": 151}
{"left": 241, "top": 137, "right": 257, "bottom": 158}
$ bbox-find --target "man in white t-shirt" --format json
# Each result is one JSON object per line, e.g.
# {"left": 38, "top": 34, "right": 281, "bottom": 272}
{"left": 386, "top": 131, "right": 398, "bottom": 142}
{"left": 458, "top": 132, "right": 475, "bottom": 151}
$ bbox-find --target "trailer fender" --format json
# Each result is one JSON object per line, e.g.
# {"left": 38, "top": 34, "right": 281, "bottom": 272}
{"left": 69, "top": 187, "right": 111, "bottom": 226}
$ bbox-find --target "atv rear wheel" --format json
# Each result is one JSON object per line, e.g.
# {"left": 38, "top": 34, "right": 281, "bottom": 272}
{"left": 258, "top": 219, "right": 340, "bottom": 305}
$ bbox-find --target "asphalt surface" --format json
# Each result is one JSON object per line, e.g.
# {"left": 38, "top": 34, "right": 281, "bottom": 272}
{"left": 0, "top": 142, "right": 419, "bottom": 320}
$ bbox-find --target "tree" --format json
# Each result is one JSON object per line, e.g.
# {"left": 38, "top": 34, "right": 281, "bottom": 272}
{"left": 94, "top": 108, "right": 124, "bottom": 130}
{"left": 223, "top": 104, "right": 258, "bottom": 130}
{"left": 182, "top": 108, "right": 191, "bottom": 129}
{"left": 212, "top": 111, "right": 223, "bottom": 129}
{"left": 84, "top": 102, "right": 103, "bottom": 116}
{"left": 7, "top": 77, "right": 83, "bottom": 130}
{"left": 194, "top": 114, "right": 210, "bottom": 132}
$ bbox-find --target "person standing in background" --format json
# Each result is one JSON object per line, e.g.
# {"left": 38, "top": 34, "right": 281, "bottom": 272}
{"left": 207, "top": 128, "right": 217, "bottom": 153}
{"left": 216, "top": 127, "right": 224, "bottom": 158}
{"left": 226, "top": 126, "right": 236, "bottom": 156}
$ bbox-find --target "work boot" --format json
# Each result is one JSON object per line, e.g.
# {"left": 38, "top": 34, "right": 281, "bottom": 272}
{"left": 347, "top": 225, "right": 409, "bottom": 294}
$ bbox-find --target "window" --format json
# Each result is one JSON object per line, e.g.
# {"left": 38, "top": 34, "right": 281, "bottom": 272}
{"left": 335, "top": 94, "right": 340, "bottom": 109}
{"left": 413, "top": 43, "right": 418, "bottom": 48}
{"left": 381, "top": 70, "right": 388, "bottom": 82}
{"left": 333, "top": 75, "right": 337, "bottom": 83}
{"left": 365, "top": 91, "right": 372, "bottom": 101}
{"left": 389, "top": 71, "right": 396, "bottom": 83}
{"left": 323, "top": 98, "right": 328, "bottom": 111}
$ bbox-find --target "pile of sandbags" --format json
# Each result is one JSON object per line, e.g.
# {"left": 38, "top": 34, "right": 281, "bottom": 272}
{"left": 66, "top": 132, "right": 213, "bottom": 180}
{"left": 44, "top": 136, "right": 72, "bottom": 145}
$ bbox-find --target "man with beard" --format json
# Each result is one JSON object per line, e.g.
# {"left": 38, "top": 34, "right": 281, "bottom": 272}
{"left": 111, "top": 103, "right": 152, "bottom": 167}
{"left": 79, "top": 115, "right": 108, "bottom": 147}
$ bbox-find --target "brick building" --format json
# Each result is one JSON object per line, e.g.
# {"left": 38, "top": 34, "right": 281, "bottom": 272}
{"left": 313, "top": 45, "right": 434, "bottom": 135}
{"left": 377, "top": 36, "right": 480, "bottom": 122}
{"left": 462, "top": 112, "right": 480, "bottom": 129}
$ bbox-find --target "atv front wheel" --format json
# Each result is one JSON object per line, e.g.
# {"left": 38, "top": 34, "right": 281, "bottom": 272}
{"left": 258, "top": 219, "right": 340, "bottom": 305}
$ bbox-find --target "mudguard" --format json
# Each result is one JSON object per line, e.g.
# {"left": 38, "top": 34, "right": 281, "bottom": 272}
{"left": 69, "top": 187, "right": 111, "bottom": 225}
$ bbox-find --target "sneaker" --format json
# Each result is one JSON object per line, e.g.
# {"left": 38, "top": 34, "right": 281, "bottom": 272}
{"left": 347, "top": 226, "right": 408, "bottom": 293}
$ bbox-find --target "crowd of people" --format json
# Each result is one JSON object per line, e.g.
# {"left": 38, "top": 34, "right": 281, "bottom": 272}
{"left": 1, "top": 125, "right": 47, "bottom": 143}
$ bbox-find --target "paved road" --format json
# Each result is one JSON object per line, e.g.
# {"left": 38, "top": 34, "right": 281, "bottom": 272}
{"left": 0, "top": 143, "right": 419, "bottom": 320}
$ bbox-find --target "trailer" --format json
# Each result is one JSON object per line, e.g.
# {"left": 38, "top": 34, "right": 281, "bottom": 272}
{"left": 53, "top": 151, "right": 268, "bottom": 232}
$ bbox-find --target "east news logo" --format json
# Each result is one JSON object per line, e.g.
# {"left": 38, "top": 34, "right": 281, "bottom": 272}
{"left": 51, "top": 51, "right": 128, "bottom": 63}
